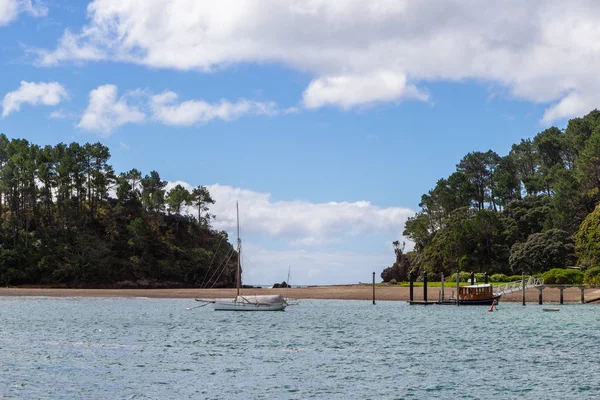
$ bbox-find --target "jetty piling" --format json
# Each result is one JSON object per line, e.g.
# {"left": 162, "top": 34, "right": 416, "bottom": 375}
{"left": 560, "top": 288, "right": 564, "bottom": 304}
{"left": 580, "top": 286, "right": 585, "bottom": 304}
{"left": 441, "top": 272, "right": 445, "bottom": 301}
{"left": 522, "top": 272, "right": 526, "bottom": 306}
{"left": 456, "top": 269, "right": 460, "bottom": 306}
{"left": 372, "top": 272, "right": 375, "bottom": 305}
{"left": 538, "top": 287, "right": 543, "bottom": 305}
{"left": 409, "top": 271, "right": 414, "bottom": 302}
{"left": 423, "top": 271, "right": 428, "bottom": 302}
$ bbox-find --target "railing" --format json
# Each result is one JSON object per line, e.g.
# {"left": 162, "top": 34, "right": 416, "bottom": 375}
{"left": 493, "top": 276, "right": 544, "bottom": 296}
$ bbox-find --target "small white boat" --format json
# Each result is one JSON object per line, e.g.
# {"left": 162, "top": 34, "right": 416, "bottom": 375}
{"left": 197, "top": 202, "right": 287, "bottom": 312}
{"left": 213, "top": 295, "right": 287, "bottom": 311}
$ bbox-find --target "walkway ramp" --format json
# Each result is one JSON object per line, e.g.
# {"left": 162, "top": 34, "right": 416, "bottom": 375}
{"left": 493, "top": 276, "right": 544, "bottom": 297}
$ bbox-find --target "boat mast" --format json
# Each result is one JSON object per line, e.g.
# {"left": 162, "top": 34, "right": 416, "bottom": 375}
{"left": 236, "top": 201, "right": 241, "bottom": 297}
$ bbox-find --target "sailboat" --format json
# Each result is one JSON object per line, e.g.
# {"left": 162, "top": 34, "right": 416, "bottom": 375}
{"left": 201, "top": 202, "right": 287, "bottom": 311}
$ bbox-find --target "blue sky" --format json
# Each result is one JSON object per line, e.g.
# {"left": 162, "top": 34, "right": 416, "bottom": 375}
{"left": 1, "top": 0, "right": 596, "bottom": 285}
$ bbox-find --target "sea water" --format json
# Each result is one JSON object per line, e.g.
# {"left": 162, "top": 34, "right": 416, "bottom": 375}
{"left": 0, "top": 297, "right": 598, "bottom": 399}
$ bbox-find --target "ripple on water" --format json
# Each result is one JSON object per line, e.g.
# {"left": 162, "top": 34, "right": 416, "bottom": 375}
{"left": 0, "top": 298, "right": 598, "bottom": 399}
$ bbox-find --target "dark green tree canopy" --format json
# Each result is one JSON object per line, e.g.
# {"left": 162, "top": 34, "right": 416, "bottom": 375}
{"left": 388, "top": 109, "right": 600, "bottom": 282}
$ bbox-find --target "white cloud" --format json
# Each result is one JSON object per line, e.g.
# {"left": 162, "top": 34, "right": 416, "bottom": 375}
{"left": 303, "top": 70, "right": 428, "bottom": 109}
{"left": 0, "top": 0, "right": 47, "bottom": 26}
{"left": 160, "top": 181, "right": 413, "bottom": 285}
{"left": 36, "top": 0, "right": 600, "bottom": 120}
{"left": 203, "top": 184, "right": 412, "bottom": 242}
{"left": 2, "top": 81, "right": 68, "bottom": 117}
{"left": 77, "top": 84, "right": 145, "bottom": 135}
{"left": 150, "top": 91, "right": 277, "bottom": 126}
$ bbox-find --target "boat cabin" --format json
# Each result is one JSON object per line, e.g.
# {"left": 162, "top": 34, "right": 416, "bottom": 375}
{"left": 459, "top": 284, "right": 494, "bottom": 301}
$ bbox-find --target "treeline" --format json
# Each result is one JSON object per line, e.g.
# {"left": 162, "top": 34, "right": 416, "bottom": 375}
{"left": 383, "top": 109, "right": 600, "bottom": 284}
{"left": 0, "top": 135, "right": 237, "bottom": 288}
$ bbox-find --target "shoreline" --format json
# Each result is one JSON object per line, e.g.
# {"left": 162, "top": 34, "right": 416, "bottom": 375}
{"left": 0, "top": 285, "right": 597, "bottom": 303}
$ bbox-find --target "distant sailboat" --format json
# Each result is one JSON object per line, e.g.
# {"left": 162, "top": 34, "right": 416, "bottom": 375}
{"left": 197, "top": 202, "right": 287, "bottom": 311}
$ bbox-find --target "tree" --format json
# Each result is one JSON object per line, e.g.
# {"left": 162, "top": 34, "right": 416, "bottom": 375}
{"left": 189, "top": 185, "right": 215, "bottom": 225}
{"left": 141, "top": 171, "right": 166, "bottom": 213}
{"left": 166, "top": 184, "right": 191, "bottom": 215}
{"left": 457, "top": 150, "right": 500, "bottom": 210}
{"left": 574, "top": 205, "right": 600, "bottom": 268}
{"left": 509, "top": 229, "right": 575, "bottom": 274}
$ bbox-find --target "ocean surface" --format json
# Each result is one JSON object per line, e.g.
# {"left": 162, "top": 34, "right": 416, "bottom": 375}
{"left": 0, "top": 297, "right": 598, "bottom": 399}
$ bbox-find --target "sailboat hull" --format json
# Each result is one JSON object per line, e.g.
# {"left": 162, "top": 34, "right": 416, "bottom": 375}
{"left": 213, "top": 302, "right": 286, "bottom": 311}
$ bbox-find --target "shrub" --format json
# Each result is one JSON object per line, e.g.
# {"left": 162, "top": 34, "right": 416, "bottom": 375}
{"left": 446, "top": 272, "right": 472, "bottom": 282}
{"left": 507, "top": 275, "right": 524, "bottom": 282}
{"left": 542, "top": 268, "right": 584, "bottom": 285}
{"left": 584, "top": 266, "right": 600, "bottom": 285}
{"left": 490, "top": 273, "right": 509, "bottom": 282}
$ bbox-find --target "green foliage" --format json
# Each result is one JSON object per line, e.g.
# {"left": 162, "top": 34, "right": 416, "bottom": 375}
{"left": 542, "top": 268, "right": 584, "bottom": 285}
{"left": 490, "top": 273, "right": 508, "bottom": 282}
{"left": 401, "top": 109, "right": 600, "bottom": 279}
{"left": 509, "top": 229, "right": 575, "bottom": 274}
{"left": 0, "top": 138, "right": 236, "bottom": 288}
{"left": 583, "top": 266, "right": 600, "bottom": 285}
{"left": 575, "top": 204, "right": 600, "bottom": 268}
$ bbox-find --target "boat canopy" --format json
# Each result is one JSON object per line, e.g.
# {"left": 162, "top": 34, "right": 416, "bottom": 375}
{"left": 460, "top": 283, "right": 493, "bottom": 288}
{"left": 235, "top": 295, "right": 285, "bottom": 304}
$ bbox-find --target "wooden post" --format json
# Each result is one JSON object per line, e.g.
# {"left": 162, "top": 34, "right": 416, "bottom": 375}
{"left": 372, "top": 272, "right": 376, "bottom": 305}
{"left": 581, "top": 286, "right": 585, "bottom": 304}
{"left": 441, "top": 272, "right": 445, "bottom": 301}
{"left": 409, "top": 270, "right": 414, "bottom": 302}
{"left": 522, "top": 272, "right": 526, "bottom": 306}
{"left": 538, "top": 287, "right": 543, "bottom": 305}
{"left": 560, "top": 288, "right": 564, "bottom": 304}
{"left": 423, "top": 271, "right": 428, "bottom": 302}
{"left": 456, "top": 269, "right": 460, "bottom": 306}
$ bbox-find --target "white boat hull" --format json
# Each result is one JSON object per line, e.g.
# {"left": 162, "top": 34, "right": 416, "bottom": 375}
{"left": 213, "top": 301, "right": 286, "bottom": 311}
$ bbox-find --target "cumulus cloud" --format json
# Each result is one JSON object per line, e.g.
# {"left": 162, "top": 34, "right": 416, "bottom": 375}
{"left": 160, "top": 181, "right": 413, "bottom": 285}
{"left": 150, "top": 91, "right": 278, "bottom": 126}
{"left": 0, "top": 0, "right": 47, "bottom": 26}
{"left": 77, "top": 84, "right": 145, "bottom": 135}
{"left": 184, "top": 183, "right": 413, "bottom": 242}
{"left": 76, "top": 85, "right": 283, "bottom": 134}
{"left": 35, "top": 0, "right": 600, "bottom": 121}
{"left": 2, "top": 81, "right": 68, "bottom": 117}
{"left": 303, "top": 70, "right": 428, "bottom": 109}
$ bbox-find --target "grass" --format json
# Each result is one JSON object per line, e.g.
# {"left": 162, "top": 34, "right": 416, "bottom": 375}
{"left": 377, "top": 281, "right": 510, "bottom": 287}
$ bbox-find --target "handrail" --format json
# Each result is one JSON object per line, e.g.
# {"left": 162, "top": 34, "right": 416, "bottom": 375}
{"left": 493, "top": 276, "right": 544, "bottom": 296}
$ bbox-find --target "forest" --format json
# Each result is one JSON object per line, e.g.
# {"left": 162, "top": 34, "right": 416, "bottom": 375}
{"left": 0, "top": 135, "right": 238, "bottom": 288}
{"left": 382, "top": 109, "right": 600, "bottom": 285}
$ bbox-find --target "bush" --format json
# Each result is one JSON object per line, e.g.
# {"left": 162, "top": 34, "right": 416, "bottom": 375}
{"left": 490, "top": 273, "right": 509, "bottom": 282}
{"left": 507, "top": 275, "right": 524, "bottom": 282}
{"left": 584, "top": 266, "right": 600, "bottom": 285}
{"left": 446, "top": 271, "right": 472, "bottom": 282}
{"left": 542, "top": 268, "right": 584, "bottom": 285}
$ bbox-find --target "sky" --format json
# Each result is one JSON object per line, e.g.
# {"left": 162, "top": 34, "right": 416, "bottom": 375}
{"left": 1, "top": 0, "right": 598, "bottom": 285}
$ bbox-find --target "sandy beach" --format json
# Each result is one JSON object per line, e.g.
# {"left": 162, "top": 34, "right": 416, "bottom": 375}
{"left": 0, "top": 284, "right": 598, "bottom": 303}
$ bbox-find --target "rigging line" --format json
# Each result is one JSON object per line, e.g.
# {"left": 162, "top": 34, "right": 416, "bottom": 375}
{"left": 200, "top": 233, "right": 226, "bottom": 288}
{"left": 209, "top": 248, "right": 236, "bottom": 289}
{"left": 242, "top": 253, "right": 276, "bottom": 288}
{"left": 203, "top": 246, "right": 235, "bottom": 289}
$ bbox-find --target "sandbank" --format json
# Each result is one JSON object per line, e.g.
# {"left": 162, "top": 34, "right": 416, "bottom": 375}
{"left": 0, "top": 285, "right": 596, "bottom": 303}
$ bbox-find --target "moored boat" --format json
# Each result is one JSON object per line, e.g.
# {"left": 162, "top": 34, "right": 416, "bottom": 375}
{"left": 440, "top": 283, "right": 501, "bottom": 305}
{"left": 195, "top": 202, "right": 287, "bottom": 311}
